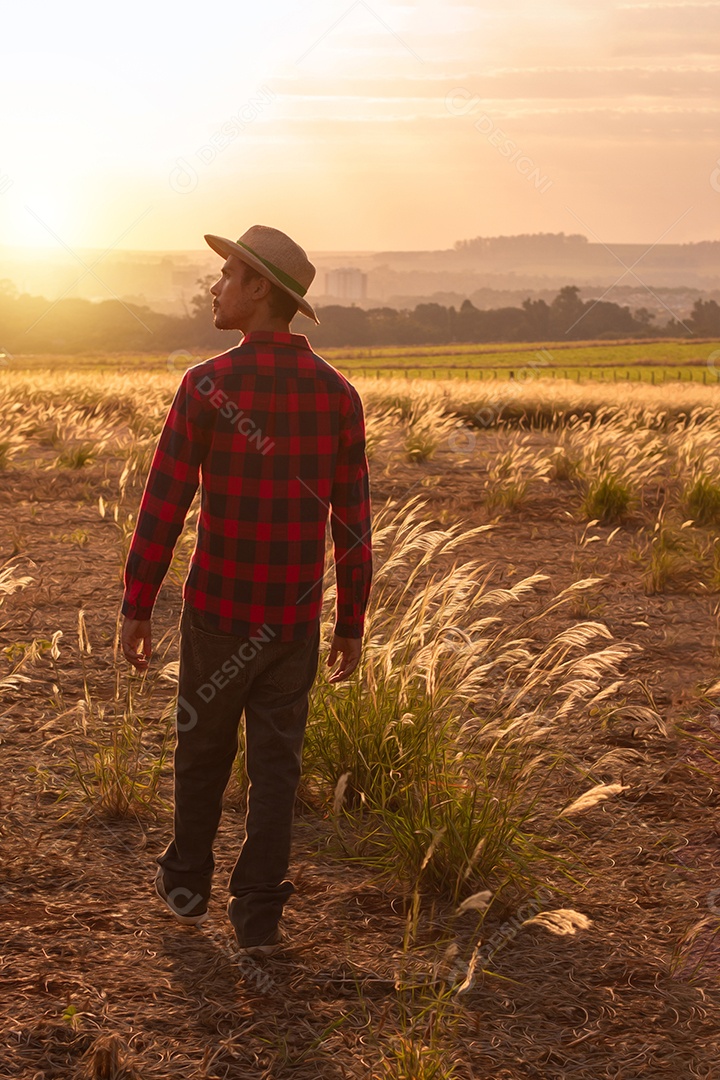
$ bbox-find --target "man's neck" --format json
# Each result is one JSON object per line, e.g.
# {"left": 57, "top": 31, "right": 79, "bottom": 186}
{"left": 240, "top": 314, "right": 292, "bottom": 335}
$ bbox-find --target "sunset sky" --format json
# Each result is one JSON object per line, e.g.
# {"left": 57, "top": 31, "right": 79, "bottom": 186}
{"left": 1, "top": 0, "right": 719, "bottom": 252}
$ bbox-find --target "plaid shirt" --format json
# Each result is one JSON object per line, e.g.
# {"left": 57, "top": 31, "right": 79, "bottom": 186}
{"left": 122, "top": 331, "right": 372, "bottom": 641}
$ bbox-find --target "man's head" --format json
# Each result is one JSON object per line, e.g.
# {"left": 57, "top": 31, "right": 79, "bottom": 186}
{"left": 210, "top": 255, "right": 300, "bottom": 333}
{"left": 205, "top": 224, "right": 318, "bottom": 333}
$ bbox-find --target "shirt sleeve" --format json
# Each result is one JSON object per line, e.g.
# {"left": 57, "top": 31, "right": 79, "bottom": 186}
{"left": 330, "top": 385, "right": 372, "bottom": 639}
{"left": 121, "top": 368, "right": 212, "bottom": 621}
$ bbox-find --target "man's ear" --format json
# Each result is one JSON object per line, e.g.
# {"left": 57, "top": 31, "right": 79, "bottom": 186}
{"left": 252, "top": 275, "right": 273, "bottom": 301}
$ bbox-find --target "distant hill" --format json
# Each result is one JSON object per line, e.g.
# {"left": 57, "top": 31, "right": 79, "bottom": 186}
{"left": 1, "top": 233, "right": 719, "bottom": 320}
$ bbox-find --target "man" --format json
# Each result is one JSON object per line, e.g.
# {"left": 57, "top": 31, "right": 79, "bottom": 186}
{"left": 120, "top": 224, "right": 372, "bottom": 957}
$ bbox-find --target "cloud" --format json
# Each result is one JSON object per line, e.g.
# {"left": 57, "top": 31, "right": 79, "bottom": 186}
{"left": 611, "top": 1, "right": 720, "bottom": 55}
{"left": 271, "top": 66, "right": 720, "bottom": 106}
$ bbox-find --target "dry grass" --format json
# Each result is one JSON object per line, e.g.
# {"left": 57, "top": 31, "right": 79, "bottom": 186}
{"left": 1, "top": 365, "right": 719, "bottom": 1078}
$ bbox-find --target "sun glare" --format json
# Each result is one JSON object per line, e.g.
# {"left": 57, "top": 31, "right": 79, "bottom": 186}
{"left": 6, "top": 194, "right": 85, "bottom": 251}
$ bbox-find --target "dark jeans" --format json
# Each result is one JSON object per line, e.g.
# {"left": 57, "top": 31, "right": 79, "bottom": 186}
{"left": 157, "top": 602, "right": 320, "bottom": 946}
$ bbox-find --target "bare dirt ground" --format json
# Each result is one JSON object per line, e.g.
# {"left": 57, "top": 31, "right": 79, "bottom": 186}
{"left": 1, "top": 429, "right": 719, "bottom": 1079}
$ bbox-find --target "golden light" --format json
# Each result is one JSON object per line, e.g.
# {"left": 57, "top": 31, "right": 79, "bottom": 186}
{"left": 5, "top": 191, "right": 86, "bottom": 250}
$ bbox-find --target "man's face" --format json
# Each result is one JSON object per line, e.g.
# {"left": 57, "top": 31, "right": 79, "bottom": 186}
{"left": 209, "top": 256, "right": 261, "bottom": 331}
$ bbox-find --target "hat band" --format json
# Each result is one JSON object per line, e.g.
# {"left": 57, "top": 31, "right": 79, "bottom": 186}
{"left": 235, "top": 239, "right": 308, "bottom": 297}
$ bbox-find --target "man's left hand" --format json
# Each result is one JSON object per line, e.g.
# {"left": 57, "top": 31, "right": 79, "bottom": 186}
{"left": 121, "top": 617, "right": 152, "bottom": 671}
{"left": 327, "top": 634, "right": 362, "bottom": 683}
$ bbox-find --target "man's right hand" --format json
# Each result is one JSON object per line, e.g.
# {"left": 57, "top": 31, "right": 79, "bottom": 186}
{"left": 327, "top": 634, "right": 362, "bottom": 683}
{"left": 121, "top": 617, "right": 152, "bottom": 671}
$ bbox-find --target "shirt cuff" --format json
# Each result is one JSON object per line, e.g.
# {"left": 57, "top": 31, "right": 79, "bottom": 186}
{"left": 121, "top": 598, "right": 155, "bottom": 621}
{"left": 333, "top": 621, "right": 363, "bottom": 639}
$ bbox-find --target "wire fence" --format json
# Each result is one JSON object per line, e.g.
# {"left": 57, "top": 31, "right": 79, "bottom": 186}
{"left": 345, "top": 367, "right": 720, "bottom": 384}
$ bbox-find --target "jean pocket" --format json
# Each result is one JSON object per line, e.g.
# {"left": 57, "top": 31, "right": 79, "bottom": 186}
{"left": 186, "top": 605, "right": 236, "bottom": 640}
{"left": 184, "top": 618, "right": 240, "bottom": 683}
{"left": 266, "top": 628, "right": 320, "bottom": 696}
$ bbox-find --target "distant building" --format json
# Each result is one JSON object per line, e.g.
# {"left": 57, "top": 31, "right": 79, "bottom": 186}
{"left": 324, "top": 267, "right": 367, "bottom": 300}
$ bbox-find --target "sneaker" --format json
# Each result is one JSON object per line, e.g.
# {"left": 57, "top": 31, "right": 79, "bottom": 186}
{"left": 226, "top": 898, "right": 284, "bottom": 956}
{"left": 154, "top": 868, "right": 209, "bottom": 926}
{"left": 239, "top": 928, "right": 285, "bottom": 958}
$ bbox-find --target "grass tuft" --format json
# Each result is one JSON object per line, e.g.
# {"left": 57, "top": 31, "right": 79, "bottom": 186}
{"left": 54, "top": 442, "right": 100, "bottom": 469}
{"left": 684, "top": 473, "right": 720, "bottom": 526}
{"left": 582, "top": 472, "right": 632, "bottom": 523}
{"left": 404, "top": 404, "right": 458, "bottom": 463}
{"left": 44, "top": 675, "right": 173, "bottom": 821}
{"left": 305, "top": 497, "right": 632, "bottom": 904}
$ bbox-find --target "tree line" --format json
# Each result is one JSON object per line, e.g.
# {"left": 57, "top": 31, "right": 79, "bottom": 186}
{"left": 0, "top": 279, "right": 716, "bottom": 354}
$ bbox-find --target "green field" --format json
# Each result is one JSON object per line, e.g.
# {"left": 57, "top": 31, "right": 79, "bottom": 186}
{"left": 329, "top": 338, "right": 720, "bottom": 383}
{"left": 5, "top": 337, "right": 720, "bottom": 383}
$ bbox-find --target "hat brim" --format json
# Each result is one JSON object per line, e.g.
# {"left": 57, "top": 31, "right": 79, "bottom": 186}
{"left": 204, "top": 234, "right": 319, "bottom": 324}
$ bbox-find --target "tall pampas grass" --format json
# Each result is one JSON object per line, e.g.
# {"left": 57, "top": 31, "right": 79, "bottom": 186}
{"left": 305, "top": 496, "right": 637, "bottom": 901}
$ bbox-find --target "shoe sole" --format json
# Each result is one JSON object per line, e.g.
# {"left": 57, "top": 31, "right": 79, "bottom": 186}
{"left": 226, "top": 898, "right": 283, "bottom": 955}
{"left": 239, "top": 942, "right": 284, "bottom": 958}
{"left": 155, "top": 871, "right": 209, "bottom": 926}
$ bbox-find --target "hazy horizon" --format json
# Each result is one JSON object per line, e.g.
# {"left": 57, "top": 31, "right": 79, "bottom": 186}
{"left": 4, "top": 231, "right": 720, "bottom": 259}
{"left": 2, "top": 1, "right": 720, "bottom": 255}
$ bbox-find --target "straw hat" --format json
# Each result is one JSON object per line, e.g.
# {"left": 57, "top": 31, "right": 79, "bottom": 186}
{"left": 204, "top": 224, "right": 318, "bottom": 323}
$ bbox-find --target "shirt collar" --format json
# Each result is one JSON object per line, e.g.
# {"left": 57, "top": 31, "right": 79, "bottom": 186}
{"left": 240, "top": 330, "right": 312, "bottom": 350}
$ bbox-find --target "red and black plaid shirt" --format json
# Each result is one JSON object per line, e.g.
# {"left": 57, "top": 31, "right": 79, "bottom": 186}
{"left": 122, "top": 331, "right": 372, "bottom": 641}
